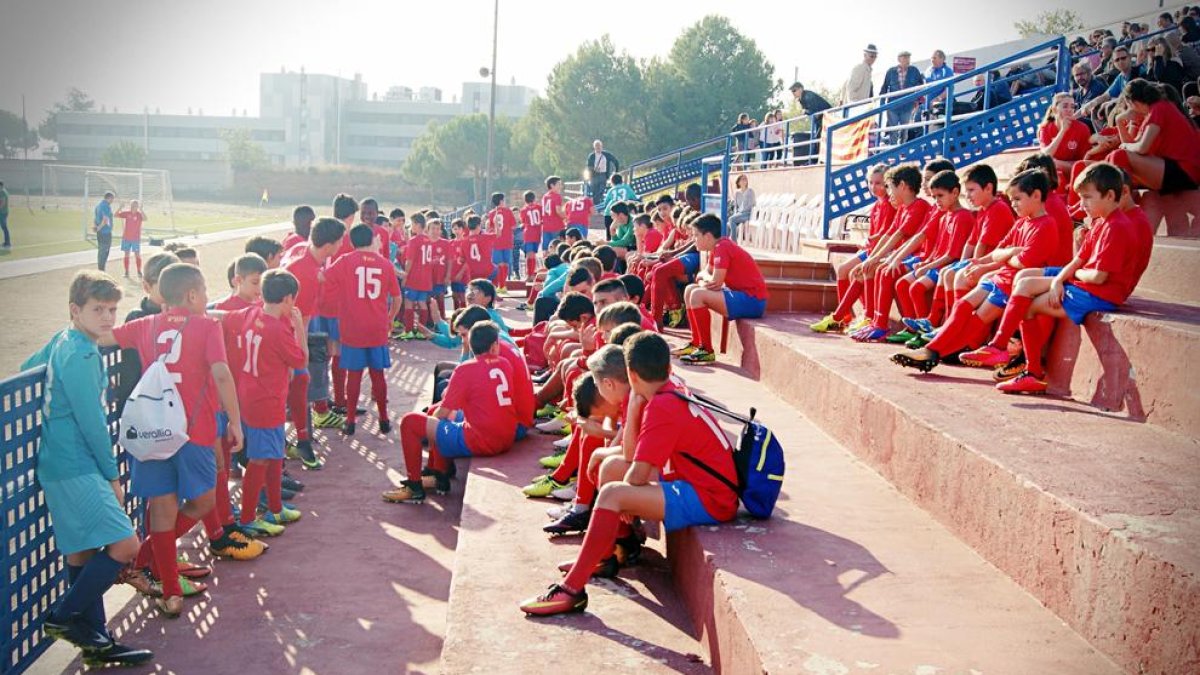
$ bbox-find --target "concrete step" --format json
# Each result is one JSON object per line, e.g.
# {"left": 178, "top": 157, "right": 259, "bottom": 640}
{"left": 713, "top": 314, "right": 1200, "bottom": 675}
{"left": 1141, "top": 189, "right": 1199, "bottom": 238}
{"left": 1047, "top": 297, "right": 1200, "bottom": 438}
{"left": 753, "top": 257, "right": 832, "bottom": 281}
{"left": 439, "top": 435, "right": 709, "bottom": 673}
{"left": 1136, "top": 237, "right": 1200, "bottom": 305}
{"left": 667, "top": 365, "right": 1120, "bottom": 674}
{"left": 764, "top": 278, "right": 838, "bottom": 313}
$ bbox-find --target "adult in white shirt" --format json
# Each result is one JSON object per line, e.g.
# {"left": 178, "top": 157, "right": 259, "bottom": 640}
{"left": 586, "top": 139, "right": 619, "bottom": 204}
{"left": 842, "top": 43, "right": 878, "bottom": 105}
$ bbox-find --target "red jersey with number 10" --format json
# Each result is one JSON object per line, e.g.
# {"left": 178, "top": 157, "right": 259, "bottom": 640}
{"left": 403, "top": 234, "right": 435, "bottom": 292}
{"left": 324, "top": 250, "right": 401, "bottom": 348}
{"left": 441, "top": 354, "right": 518, "bottom": 455}
{"left": 223, "top": 306, "right": 306, "bottom": 427}
{"left": 520, "top": 204, "right": 542, "bottom": 243}
{"left": 487, "top": 207, "right": 516, "bottom": 248}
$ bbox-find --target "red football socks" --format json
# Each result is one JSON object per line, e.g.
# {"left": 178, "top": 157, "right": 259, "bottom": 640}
{"left": 497, "top": 263, "right": 509, "bottom": 285}
{"left": 927, "top": 300, "right": 975, "bottom": 355}
{"left": 332, "top": 356, "right": 346, "bottom": 408}
{"left": 1020, "top": 314, "right": 1056, "bottom": 378}
{"left": 989, "top": 294, "right": 1032, "bottom": 350}
{"left": 575, "top": 434, "right": 604, "bottom": 505}
{"left": 562, "top": 507, "right": 621, "bottom": 592}
{"left": 929, "top": 286, "right": 947, "bottom": 325}
{"left": 831, "top": 279, "right": 863, "bottom": 322}
{"left": 526, "top": 254, "right": 536, "bottom": 278}
{"left": 894, "top": 276, "right": 916, "bottom": 318}
{"left": 550, "top": 429, "right": 582, "bottom": 483}
{"left": 693, "top": 307, "right": 713, "bottom": 351}
{"left": 402, "top": 305, "right": 415, "bottom": 332}
{"left": 685, "top": 307, "right": 700, "bottom": 346}
{"left": 345, "top": 370, "right": 364, "bottom": 423}
{"left": 240, "top": 462, "right": 266, "bottom": 526}
{"left": 873, "top": 270, "right": 900, "bottom": 328}
{"left": 835, "top": 277, "right": 849, "bottom": 302}
{"left": 369, "top": 368, "right": 388, "bottom": 420}
{"left": 266, "top": 459, "right": 283, "bottom": 514}
{"left": 288, "top": 373, "right": 310, "bottom": 441}
{"left": 863, "top": 276, "right": 876, "bottom": 319}
{"left": 910, "top": 281, "right": 930, "bottom": 319}
{"left": 400, "top": 413, "right": 426, "bottom": 482}
{"left": 149, "top": 530, "right": 181, "bottom": 598}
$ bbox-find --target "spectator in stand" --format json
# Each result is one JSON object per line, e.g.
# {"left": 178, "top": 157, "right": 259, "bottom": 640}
{"left": 727, "top": 174, "right": 755, "bottom": 243}
{"left": 1167, "top": 32, "right": 1200, "bottom": 84}
{"left": 759, "top": 110, "right": 785, "bottom": 166}
{"left": 1081, "top": 47, "right": 1144, "bottom": 120}
{"left": 1071, "top": 37, "right": 1100, "bottom": 72}
{"left": 1039, "top": 94, "right": 1092, "bottom": 181}
{"left": 879, "top": 51, "right": 925, "bottom": 145}
{"left": 924, "top": 49, "right": 954, "bottom": 116}
{"left": 1147, "top": 36, "right": 1187, "bottom": 94}
{"left": 1182, "top": 17, "right": 1200, "bottom": 51}
{"left": 1109, "top": 78, "right": 1200, "bottom": 195}
{"left": 585, "top": 140, "right": 618, "bottom": 204}
{"left": 731, "top": 112, "right": 753, "bottom": 161}
{"left": 788, "top": 82, "right": 833, "bottom": 163}
{"left": 1071, "top": 62, "right": 1108, "bottom": 113}
{"left": 1097, "top": 37, "right": 1120, "bottom": 80}
{"left": 841, "top": 44, "right": 878, "bottom": 105}
{"left": 1158, "top": 11, "right": 1177, "bottom": 32}
{"left": 1188, "top": 95, "right": 1200, "bottom": 125}
{"left": 970, "top": 70, "right": 1012, "bottom": 111}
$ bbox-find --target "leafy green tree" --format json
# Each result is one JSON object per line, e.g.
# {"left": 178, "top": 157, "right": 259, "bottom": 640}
{"left": 220, "top": 128, "right": 269, "bottom": 171}
{"left": 38, "top": 87, "right": 95, "bottom": 146}
{"left": 1014, "top": 9, "right": 1084, "bottom": 39}
{"left": 644, "top": 16, "right": 777, "bottom": 155}
{"left": 0, "top": 109, "right": 37, "bottom": 159}
{"left": 100, "top": 140, "right": 146, "bottom": 168}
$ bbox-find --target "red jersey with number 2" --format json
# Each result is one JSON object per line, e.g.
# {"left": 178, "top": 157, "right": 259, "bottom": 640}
{"left": 324, "top": 250, "right": 401, "bottom": 348}
{"left": 441, "top": 354, "right": 518, "bottom": 455}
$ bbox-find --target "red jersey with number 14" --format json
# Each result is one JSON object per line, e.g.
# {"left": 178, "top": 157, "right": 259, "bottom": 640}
{"left": 223, "top": 306, "right": 306, "bottom": 427}
{"left": 441, "top": 354, "right": 518, "bottom": 455}
{"left": 324, "top": 249, "right": 401, "bottom": 348}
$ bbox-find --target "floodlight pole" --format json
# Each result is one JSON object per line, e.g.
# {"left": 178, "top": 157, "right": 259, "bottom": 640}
{"left": 484, "top": 0, "right": 499, "bottom": 204}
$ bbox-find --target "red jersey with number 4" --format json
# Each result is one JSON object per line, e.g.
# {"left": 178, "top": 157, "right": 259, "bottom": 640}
{"left": 441, "top": 354, "right": 518, "bottom": 455}
{"left": 223, "top": 306, "right": 306, "bottom": 427}
{"left": 520, "top": 204, "right": 543, "bottom": 243}
{"left": 541, "top": 192, "right": 565, "bottom": 234}
{"left": 324, "top": 250, "right": 401, "bottom": 348}
{"left": 970, "top": 199, "right": 1016, "bottom": 250}
{"left": 282, "top": 245, "right": 322, "bottom": 320}
{"left": 633, "top": 381, "right": 738, "bottom": 522}
{"left": 711, "top": 238, "right": 767, "bottom": 299}
{"left": 487, "top": 207, "right": 516, "bottom": 248}
{"left": 566, "top": 197, "right": 593, "bottom": 227}
{"left": 1072, "top": 209, "right": 1141, "bottom": 305}
{"left": 430, "top": 238, "right": 452, "bottom": 286}
{"left": 403, "top": 234, "right": 435, "bottom": 293}
{"left": 112, "top": 308, "right": 227, "bottom": 447}
{"left": 466, "top": 232, "right": 496, "bottom": 278}
{"left": 993, "top": 214, "right": 1059, "bottom": 292}
{"left": 497, "top": 341, "right": 535, "bottom": 427}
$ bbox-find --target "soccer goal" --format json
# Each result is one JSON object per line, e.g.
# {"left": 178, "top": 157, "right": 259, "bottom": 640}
{"left": 41, "top": 164, "right": 183, "bottom": 243}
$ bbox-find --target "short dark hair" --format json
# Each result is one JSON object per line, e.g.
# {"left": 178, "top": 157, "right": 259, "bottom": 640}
{"left": 592, "top": 245, "right": 617, "bottom": 271}
{"left": 389, "top": 207, "right": 406, "bottom": 219}
{"left": 618, "top": 273, "right": 645, "bottom": 302}
{"left": 158, "top": 263, "right": 206, "bottom": 306}
{"left": 656, "top": 194, "right": 675, "bottom": 207}
{"left": 565, "top": 227, "right": 584, "bottom": 241}
{"left": 544, "top": 254, "right": 563, "bottom": 269}
{"left": 1073, "top": 162, "right": 1124, "bottom": 200}
{"left": 375, "top": 214, "right": 389, "bottom": 226}
{"left": 163, "top": 243, "right": 197, "bottom": 261}
{"left": 523, "top": 190, "right": 536, "bottom": 204}
{"left": 886, "top": 164, "right": 922, "bottom": 193}
{"left": 607, "top": 323, "right": 644, "bottom": 346}
{"left": 333, "top": 193, "right": 359, "bottom": 220}
{"left": 143, "top": 252, "right": 180, "bottom": 285}
{"left": 592, "top": 278, "right": 627, "bottom": 298}
{"left": 453, "top": 305, "right": 492, "bottom": 332}
{"left": 597, "top": 301, "right": 641, "bottom": 329}
{"left": 411, "top": 211, "right": 427, "bottom": 227}
{"left": 963, "top": 164, "right": 999, "bottom": 193}
{"left": 467, "top": 215, "right": 482, "bottom": 230}
{"left": 1017, "top": 153, "right": 1059, "bottom": 190}
{"left": 103, "top": 191, "right": 115, "bottom": 199}
{"left": 929, "top": 170, "right": 960, "bottom": 192}
{"left": 573, "top": 257, "right": 602, "bottom": 284}
{"left": 611, "top": 173, "right": 624, "bottom": 185}
{"left": 685, "top": 183, "right": 702, "bottom": 202}
{"left": 69, "top": 270, "right": 122, "bottom": 308}
{"left": 349, "top": 223, "right": 375, "bottom": 248}
{"left": 573, "top": 373, "right": 600, "bottom": 418}
{"left": 1008, "top": 168, "right": 1050, "bottom": 201}
{"left": 312, "top": 217, "right": 347, "bottom": 247}
{"left": 468, "top": 321, "right": 500, "bottom": 356}
{"left": 924, "top": 157, "right": 956, "bottom": 175}
{"left": 692, "top": 213, "right": 722, "bottom": 238}
{"left": 245, "top": 235, "right": 283, "bottom": 261}
{"left": 557, "top": 292, "right": 595, "bottom": 321}
{"left": 491, "top": 192, "right": 505, "bottom": 207}
{"left": 633, "top": 214, "right": 652, "bottom": 228}
{"left": 262, "top": 269, "right": 300, "bottom": 303}
{"left": 610, "top": 201, "right": 630, "bottom": 218}
{"left": 234, "top": 252, "right": 268, "bottom": 278}
{"left": 468, "top": 278, "right": 496, "bottom": 307}
{"left": 624, "top": 331, "right": 670, "bottom": 383}
{"left": 293, "top": 205, "right": 316, "bottom": 237}
{"left": 1123, "top": 78, "right": 1162, "bottom": 106}
{"left": 360, "top": 197, "right": 379, "bottom": 212}
{"left": 546, "top": 176, "right": 561, "bottom": 189}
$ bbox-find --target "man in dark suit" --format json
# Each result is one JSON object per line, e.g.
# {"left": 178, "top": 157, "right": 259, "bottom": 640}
{"left": 586, "top": 140, "right": 619, "bottom": 203}
{"left": 879, "top": 50, "right": 925, "bottom": 145}
{"left": 788, "top": 82, "right": 832, "bottom": 165}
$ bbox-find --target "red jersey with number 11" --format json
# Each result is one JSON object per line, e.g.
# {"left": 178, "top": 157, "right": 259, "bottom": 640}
{"left": 441, "top": 354, "right": 518, "bottom": 455}
{"left": 223, "top": 306, "right": 306, "bottom": 427}
{"left": 323, "top": 249, "right": 401, "bottom": 348}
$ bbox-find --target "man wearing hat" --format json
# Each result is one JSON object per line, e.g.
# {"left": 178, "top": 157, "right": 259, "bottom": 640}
{"left": 788, "top": 82, "right": 833, "bottom": 165}
{"left": 879, "top": 50, "right": 925, "bottom": 145}
{"left": 842, "top": 44, "right": 878, "bottom": 105}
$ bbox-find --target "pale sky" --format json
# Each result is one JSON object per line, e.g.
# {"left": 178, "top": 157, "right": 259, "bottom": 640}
{"left": 0, "top": 0, "right": 1164, "bottom": 124}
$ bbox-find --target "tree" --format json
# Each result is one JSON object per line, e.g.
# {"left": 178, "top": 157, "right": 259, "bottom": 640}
{"left": 38, "top": 87, "right": 95, "bottom": 145}
{"left": 402, "top": 114, "right": 521, "bottom": 201}
{"left": 1014, "top": 9, "right": 1084, "bottom": 39}
{"left": 100, "top": 140, "right": 146, "bottom": 168}
{"left": 0, "top": 109, "right": 37, "bottom": 159}
{"left": 644, "top": 16, "right": 778, "bottom": 155}
{"left": 220, "top": 128, "right": 269, "bottom": 171}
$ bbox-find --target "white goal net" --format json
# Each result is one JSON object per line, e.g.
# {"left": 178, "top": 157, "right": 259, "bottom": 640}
{"left": 41, "top": 164, "right": 179, "bottom": 242}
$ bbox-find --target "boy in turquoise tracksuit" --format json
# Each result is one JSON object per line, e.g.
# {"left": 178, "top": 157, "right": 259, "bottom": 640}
{"left": 21, "top": 270, "right": 152, "bottom": 667}
{"left": 600, "top": 173, "right": 638, "bottom": 238}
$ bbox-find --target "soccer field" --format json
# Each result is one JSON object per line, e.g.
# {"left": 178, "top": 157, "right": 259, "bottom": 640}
{"left": 0, "top": 201, "right": 290, "bottom": 261}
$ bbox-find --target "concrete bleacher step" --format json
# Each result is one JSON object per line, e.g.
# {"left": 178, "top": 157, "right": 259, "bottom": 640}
{"left": 764, "top": 278, "right": 838, "bottom": 313}
{"left": 1136, "top": 237, "right": 1200, "bottom": 305}
{"left": 667, "top": 365, "right": 1120, "bottom": 674}
{"left": 714, "top": 315, "right": 1200, "bottom": 675}
{"left": 440, "top": 437, "right": 710, "bottom": 673}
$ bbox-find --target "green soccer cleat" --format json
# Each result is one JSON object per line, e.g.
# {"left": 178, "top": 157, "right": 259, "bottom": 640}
{"left": 535, "top": 403, "right": 562, "bottom": 420}
{"left": 262, "top": 507, "right": 302, "bottom": 525}
{"left": 312, "top": 410, "right": 345, "bottom": 429}
{"left": 241, "top": 518, "right": 285, "bottom": 538}
{"left": 538, "top": 451, "right": 566, "bottom": 470}
{"left": 523, "top": 476, "right": 571, "bottom": 498}
{"left": 885, "top": 329, "right": 918, "bottom": 344}
{"left": 680, "top": 348, "right": 715, "bottom": 364}
{"left": 665, "top": 309, "right": 685, "bottom": 328}
{"left": 809, "top": 314, "right": 844, "bottom": 333}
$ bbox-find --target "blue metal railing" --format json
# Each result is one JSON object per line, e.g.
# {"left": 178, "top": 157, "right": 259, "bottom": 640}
{"left": 627, "top": 135, "right": 728, "bottom": 198}
{"left": 1, "top": 348, "right": 142, "bottom": 675}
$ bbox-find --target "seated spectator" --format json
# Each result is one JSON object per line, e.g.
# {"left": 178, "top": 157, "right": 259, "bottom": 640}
{"left": 1039, "top": 93, "right": 1092, "bottom": 181}
{"left": 1080, "top": 47, "right": 1144, "bottom": 121}
{"left": 1097, "top": 37, "right": 1120, "bottom": 80}
{"left": 727, "top": 174, "right": 756, "bottom": 243}
{"left": 1183, "top": 16, "right": 1200, "bottom": 51}
{"left": 1167, "top": 32, "right": 1200, "bottom": 83}
{"left": 969, "top": 71, "right": 1012, "bottom": 111}
{"left": 1071, "top": 62, "right": 1108, "bottom": 113}
{"left": 1147, "top": 37, "right": 1187, "bottom": 94}
{"left": 1109, "top": 78, "right": 1200, "bottom": 195}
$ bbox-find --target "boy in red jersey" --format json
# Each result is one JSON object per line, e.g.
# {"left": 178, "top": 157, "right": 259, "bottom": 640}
{"left": 850, "top": 164, "right": 932, "bottom": 342}
{"left": 323, "top": 193, "right": 359, "bottom": 416}
{"left": 396, "top": 214, "right": 434, "bottom": 340}
{"left": 465, "top": 214, "right": 498, "bottom": 282}
{"left": 101, "top": 264, "right": 243, "bottom": 617}
{"left": 427, "top": 217, "right": 452, "bottom": 324}
{"left": 676, "top": 214, "right": 768, "bottom": 363}
{"left": 226, "top": 270, "right": 309, "bottom": 536}
{"left": 566, "top": 195, "right": 594, "bottom": 231}
{"left": 447, "top": 218, "right": 471, "bottom": 310}
{"left": 812, "top": 164, "right": 893, "bottom": 333}
{"left": 625, "top": 214, "right": 662, "bottom": 276}
{"left": 887, "top": 170, "right": 975, "bottom": 345}
{"left": 519, "top": 333, "right": 737, "bottom": 616}
{"left": 992, "top": 163, "right": 1143, "bottom": 394}
{"left": 115, "top": 199, "right": 147, "bottom": 279}
{"left": 210, "top": 254, "right": 266, "bottom": 311}
{"left": 383, "top": 322, "right": 518, "bottom": 504}
{"left": 963, "top": 165, "right": 1153, "bottom": 372}
{"left": 487, "top": 192, "right": 516, "bottom": 291}
{"left": 1017, "top": 153, "right": 1076, "bottom": 267}
{"left": 281, "top": 205, "right": 315, "bottom": 251}
{"left": 282, "top": 217, "right": 347, "bottom": 468}
{"left": 519, "top": 191, "right": 543, "bottom": 279}
{"left": 358, "top": 198, "right": 390, "bottom": 259}
{"left": 540, "top": 176, "right": 567, "bottom": 251}
{"left": 324, "top": 224, "right": 402, "bottom": 435}
{"left": 388, "top": 208, "right": 408, "bottom": 266}
{"left": 892, "top": 169, "right": 1060, "bottom": 373}
{"left": 244, "top": 236, "right": 284, "bottom": 270}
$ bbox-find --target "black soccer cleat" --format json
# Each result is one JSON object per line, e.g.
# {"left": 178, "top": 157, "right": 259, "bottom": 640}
{"left": 83, "top": 642, "right": 155, "bottom": 667}
{"left": 543, "top": 508, "right": 592, "bottom": 536}
{"left": 379, "top": 418, "right": 392, "bottom": 434}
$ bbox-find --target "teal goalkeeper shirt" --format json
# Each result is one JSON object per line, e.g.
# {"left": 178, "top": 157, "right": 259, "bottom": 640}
{"left": 609, "top": 220, "right": 635, "bottom": 248}
{"left": 601, "top": 184, "right": 638, "bottom": 215}
{"left": 22, "top": 328, "right": 120, "bottom": 482}
{"left": 537, "top": 263, "right": 570, "bottom": 300}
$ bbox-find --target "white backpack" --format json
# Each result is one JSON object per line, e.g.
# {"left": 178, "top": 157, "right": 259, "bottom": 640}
{"left": 119, "top": 353, "right": 190, "bottom": 462}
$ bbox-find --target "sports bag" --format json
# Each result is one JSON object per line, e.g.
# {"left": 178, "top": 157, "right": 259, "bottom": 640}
{"left": 674, "top": 392, "right": 784, "bottom": 519}
{"left": 119, "top": 357, "right": 189, "bottom": 461}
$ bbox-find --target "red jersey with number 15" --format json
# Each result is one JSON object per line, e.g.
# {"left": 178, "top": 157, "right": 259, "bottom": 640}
{"left": 487, "top": 207, "right": 516, "bottom": 248}
{"left": 441, "top": 354, "right": 518, "bottom": 455}
{"left": 223, "top": 306, "right": 306, "bottom": 427}
{"left": 520, "top": 204, "right": 542, "bottom": 243}
{"left": 324, "top": 249, "right": 401, "bottom": 348}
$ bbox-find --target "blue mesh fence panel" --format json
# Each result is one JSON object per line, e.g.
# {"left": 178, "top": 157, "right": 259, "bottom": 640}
{"left": 1, "top": 347, "right": 140, "bottom": 674}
